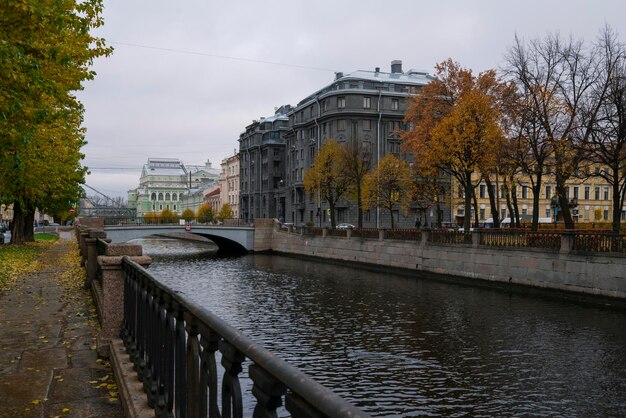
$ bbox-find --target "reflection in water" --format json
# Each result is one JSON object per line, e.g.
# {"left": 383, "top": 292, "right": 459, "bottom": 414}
{"left": 144, "top": 239, "right": 626, "bottom": 417}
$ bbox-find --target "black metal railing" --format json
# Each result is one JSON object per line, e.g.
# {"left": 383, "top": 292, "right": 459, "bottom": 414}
{"left": 327, "top": 228, "right": 347, "bottom": 237}
{"left": 385, "top": 228, "right": 421, "bottom": 241}
{"left": 121, "top": 258, "right": 370, "bottom": 418}
{"left": 103, "top": 217, "right": 251, "bottom": 227}
{"left": 479, "top": 229, "right": 562, "bottom": 250}
{"left": 429, "top": 229, "right": 472, "bottom": 244}
{"left": 351, "top": 228, "right": 380, "bottom": 239}
{"left": 573, "top": 232, "right": 626, "bottom": 254}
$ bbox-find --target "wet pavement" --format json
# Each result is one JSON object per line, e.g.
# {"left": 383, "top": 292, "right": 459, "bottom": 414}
{"left": 0, "top": 233, "right": 123, "bottom": 417}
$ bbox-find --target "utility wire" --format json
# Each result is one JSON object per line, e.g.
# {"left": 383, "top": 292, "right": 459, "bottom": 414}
{"left": 110, "top": 41, "right": 337, "bottom": 73}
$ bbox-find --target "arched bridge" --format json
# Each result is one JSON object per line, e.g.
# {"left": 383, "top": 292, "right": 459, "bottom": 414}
{"left": 103, "top": 225, "right": 255, "bottom": 254}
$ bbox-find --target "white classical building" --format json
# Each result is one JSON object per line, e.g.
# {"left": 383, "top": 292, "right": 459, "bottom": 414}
{"left": 128, "top": 158, "right": 220, "bottom": 217}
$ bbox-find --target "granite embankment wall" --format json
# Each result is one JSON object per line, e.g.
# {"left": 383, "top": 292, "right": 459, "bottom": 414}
{"left": 265, "top": 224, "right": 626, "bottom": 300}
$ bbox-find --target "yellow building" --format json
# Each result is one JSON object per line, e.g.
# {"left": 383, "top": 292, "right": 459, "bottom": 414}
{"left": 452, "top": 170, "right": 623, "bottom": 226}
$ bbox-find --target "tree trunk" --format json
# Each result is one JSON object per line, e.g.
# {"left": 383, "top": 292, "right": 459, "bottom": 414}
{"left": 530, "top": 172, "right": 543, "bottom": 231}
{"left": 472, "top": 190, "right": 479, "bottom": 228}
{"left": 512, "top": 186, "right": 521, "bottom": 228}
{"left": 388, "top": 206, "right": 395, "bottom": 230}
{"left": 611, "top": 165, "right": 621, "bottom": 233}
{"left": 463, "top": 172, "right": 472, "bottom": 232}
{"left": 329, "top": 201, "right": 337, "bottom": 229}
{"left": 23, "top": 210, "right": 35, "bottom": 242}
{"left": 10, "top": 201, "right": 27, "bottom": 245}
{"left": 356, "top": 184, "right": 363, "bottom": 229}
{"left": 485, "top": 176, "right": 500, "bottom": 227}
{"left": 556, "top": 180, "right": 574, "bottom": 229}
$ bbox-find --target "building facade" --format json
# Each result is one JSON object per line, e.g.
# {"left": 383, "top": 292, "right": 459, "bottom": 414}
{"left": 238, "top": 105, "right": 291, "bottom": 222}
{"left": 237, "top": 60, "right": 451, "bottom": 228}
{"left": 219, "top": 153, "right": 240, "bottom": 219}
{"left": 128, "top": 158, "right": 219, "bottom": 217}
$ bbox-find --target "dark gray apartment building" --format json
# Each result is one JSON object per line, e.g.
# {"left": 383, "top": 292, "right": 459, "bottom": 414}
{"left": 238, "top": 105, "right": 291, "bottom": 222}
{"left": 239, "top": 61, "right": 452, "bottom": 228}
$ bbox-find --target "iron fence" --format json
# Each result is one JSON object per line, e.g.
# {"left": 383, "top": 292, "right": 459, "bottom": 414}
{"left": 385, "top": 228, "right": 422, "bottom": 241}
{"left": 429, "top": 229, "right": 472, "bottom": 244}
{"left": 121, "top": 258, "right": 370, "bottom": 418}
{"left": 479, "top": 229, "right": 561, "bottom": 250}
{"left": 350, "top": 229, "right": 380, "bottom": 239}
{"left": 573, "top": 232, "right": 626, "bottom": 254}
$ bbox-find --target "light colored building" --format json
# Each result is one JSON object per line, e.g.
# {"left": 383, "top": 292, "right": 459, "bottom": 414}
{"left": 128, "top": 157, "right": 219, "bottom": 217}
{"left": 452, "top": 168, "right": 626, "bottom": 226}
{"left": 204, "top": 186, "right": 221, "bottom": 215}
{"left": 219, "top": 152, "right": 240, "bottom": 219}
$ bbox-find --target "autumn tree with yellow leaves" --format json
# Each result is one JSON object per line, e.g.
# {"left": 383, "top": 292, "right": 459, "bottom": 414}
{"left": 304, "top": 139, "right": 351, "bottom": 229}
{"left": 0, "top": 0, "right": 112, "bottom": 244}
{"left": 403, "top": 60, "right": 510, "bottom": 232}
{"left": 362, "top": 154, "right": 412, "bottom": 230}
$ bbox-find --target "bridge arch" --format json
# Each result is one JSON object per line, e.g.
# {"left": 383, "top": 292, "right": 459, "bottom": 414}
{"left": 103, "top": 225, "right": 254, "bottom": 255}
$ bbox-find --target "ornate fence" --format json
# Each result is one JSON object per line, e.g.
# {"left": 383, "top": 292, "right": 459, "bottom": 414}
{"left": 573, "top": 232, "right": 626, "bottom": 254}
{"left": 479, "top": 229, "right": 562, "bottom": 250}
{"left": 429, "top": 229, "right": 472, "bottom": 244}
{"left": 385, "top": 228, "right": 422, "bottom": 241}
{"left": 120, "top": 258, "right": 370, "bottom": 418}
{"left": 350, "top": 228, "right": 379, "bottom": 239}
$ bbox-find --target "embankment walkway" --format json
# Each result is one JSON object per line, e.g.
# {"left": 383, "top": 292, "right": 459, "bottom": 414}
{"left": 0, "top": 233, "right": 123, "bottom": 417}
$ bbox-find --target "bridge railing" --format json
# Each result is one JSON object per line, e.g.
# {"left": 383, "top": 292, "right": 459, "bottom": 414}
{"left": 121, "top": 257, "right": 371, "bottom": 418}
{"left": 102, "top": 217, "right": 251, "bottom": 227}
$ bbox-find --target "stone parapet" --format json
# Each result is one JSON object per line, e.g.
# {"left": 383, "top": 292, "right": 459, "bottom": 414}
{"left": 271, "top": 229, "right": 626, "bottom": 300}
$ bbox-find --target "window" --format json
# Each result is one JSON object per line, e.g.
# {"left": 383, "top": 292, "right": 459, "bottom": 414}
{"left": 545, "top": 185, "right": 552, "bottom": 199}
{"left": 546, "top": 208, "right": 551, "bottom": 218}
{"left": 584, "top": 186, "right": 590, "bottom": 200}
{"left": 604, "top": 186, "right": 609, "bottom": 201}
{"left": 158, "top": 193, "right": 163, "bottom": 200}
{"left": 337, "top": 97, "right": 345, "bottom": 108}
{"left": 363, "top": 119, "right": 372, "bottom": 130}
{"left": 392, "top": 99, "right": 399, "bottom": 110}
{"left": 501, "top": 208, "right": 507, "bottom": 219}
{"left": 480, "top": 208, "right": 486, "bottom": 220}
{"left": 337, "top": 119, "right": 346, "bottom": 130}
{"left": 573, "top": 186, "right": 579, "bottom": 200}
{"left": 479, "top": 184, "right": 486, "bottom": 199}
{"left": 595, "top": 186, "right": 600, "bottom": 200}
{"left": 363, "top": 97, "right": 371, "bottom": 108}
{"left": 323, "top": 100, "right": 328, "bottom": 111}
{"left": 522, "top": 185, "right": 528, "bottom": 199}
{"left": 522, "top": 208, "right": 528, "bottom": 215}
{"left": 604, "top": 209, "right": 609, "bottom": 220}
{"left": 151, "top": 193, "right": 157, "bottom": 201}
{"left": 322, "top": 123, "right": 327, "bottom": 134}
{"left": 300, "top": 149, "right": 304, "bottom": 160}
{"left": 165, "top": 193, "right": 170, "bottom": 201}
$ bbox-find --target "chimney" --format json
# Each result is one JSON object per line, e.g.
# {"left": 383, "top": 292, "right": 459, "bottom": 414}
{"left": 375, "top": 67, "right": 380, "bottom": 73}
{"left": 335, "top": 72, "right": 344, "bottom": 80}
{"left": 391, "top": 60, "right": 402, "bottom": 74}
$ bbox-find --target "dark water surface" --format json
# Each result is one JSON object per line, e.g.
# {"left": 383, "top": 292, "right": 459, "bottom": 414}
{"left": 137, "top": 237, "right": 626, "bottom": 417}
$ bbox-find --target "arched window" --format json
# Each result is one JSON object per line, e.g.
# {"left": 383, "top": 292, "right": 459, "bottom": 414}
{"left": 151, "top": 193, "right": 157, "bottom": 201}
{"left": 158, "top": 193, "right": 163, "bottom": 201}
{"left": 172, "top": 193, "right": 178, "bottom": 201}
{"left": 165, "top": 193, "right": 170, "bottom": 201}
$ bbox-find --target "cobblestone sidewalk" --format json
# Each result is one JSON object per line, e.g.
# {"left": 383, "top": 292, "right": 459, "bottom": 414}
{"left": 0, "top": 234, "right": 123, "bottom": 417}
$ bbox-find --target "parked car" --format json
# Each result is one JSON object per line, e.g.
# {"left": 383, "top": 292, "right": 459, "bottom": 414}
{"left": 280, "top": 222, "right": 294, "bottom": 230}
{"left": 336, "top": 223, "right": 355, "bottom": 229}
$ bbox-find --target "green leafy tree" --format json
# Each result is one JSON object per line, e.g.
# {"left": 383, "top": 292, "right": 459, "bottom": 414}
{"left": 0, "top": 0, "right": 112, "bottom": 244}
{"left": 181, "top": 208, "right": 195, "bottom": 222}
{"left": 304, "top": 139, "right": 350, "bottom": 229}
{"left": 362, "top": 154, "right": 412, "bottom": 230}
{"left": 217, "top": 203, "right": 234, "bottom": 221}
{"left": 196, "top": 204, "right": 214, "bottom": 224}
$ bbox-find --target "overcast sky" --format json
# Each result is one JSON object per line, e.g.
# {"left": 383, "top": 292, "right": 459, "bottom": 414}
{"left": 77, "top": 0, "right": 626, "bottom": 199}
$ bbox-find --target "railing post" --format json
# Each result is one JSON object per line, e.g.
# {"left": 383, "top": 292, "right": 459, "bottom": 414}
{"left": 346, "top": 226, "right": 353, "bottom": 239}
{"left": 378, "top": 228, "right": 386, "bottom": 241}
{"left": 97, "top": 254, "right": 151, "bottom": 358}
{"left": 288, "top": 224, "right": 294, "bottom": 233}
{"left": 560, "top": 231, "right": 574, "bottom": 254}
{"left": 79, "top": 229, "right": 90, "bottom": 267}
{"left": 322, "top": 227, "right": 328, "bottom": 238}
{"left": 85, "top": 230, "right": 107, "bottom": 289}
{"left": 421, "top": 228, "right": 431, "bottom": 245}
{"left": 472, "top": 230, "right": 481, "bottom": 248}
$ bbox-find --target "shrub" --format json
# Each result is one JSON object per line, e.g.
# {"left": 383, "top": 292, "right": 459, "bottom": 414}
{"left": 160, "top": 208, "right": 178, "bottom": 223}
{"left": 181, "top": 208, "right": 195, "bottom": 222}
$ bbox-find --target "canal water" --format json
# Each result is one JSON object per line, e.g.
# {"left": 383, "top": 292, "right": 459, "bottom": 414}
{"left": 137, "top": 237, "right": 626, "bottom": 417}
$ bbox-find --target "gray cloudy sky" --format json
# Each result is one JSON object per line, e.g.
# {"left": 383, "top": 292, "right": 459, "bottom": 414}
{"left": 78, "top": 0, "right": 626, "bottom": 199}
